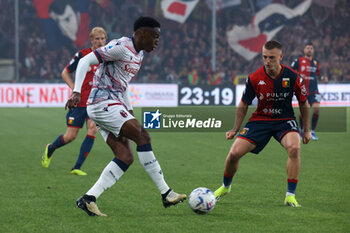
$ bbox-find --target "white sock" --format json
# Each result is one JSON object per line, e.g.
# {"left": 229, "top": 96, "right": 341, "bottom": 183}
{"left": 138, "top": 151, "right": 170, "bottom": 194}
{"left": 86, "top": 161, "right": 125, "bottom": 198}
{"left": 286, "top": 192, "right": 295, "bottom": 197}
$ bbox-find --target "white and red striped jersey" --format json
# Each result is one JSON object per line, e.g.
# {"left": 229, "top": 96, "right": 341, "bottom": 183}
{"left": 88, "top": 37, "right": 143, "bottom": 105}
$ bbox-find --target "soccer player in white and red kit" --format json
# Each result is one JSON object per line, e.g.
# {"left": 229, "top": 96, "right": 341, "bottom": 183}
{"left": 291, "top": 42, "right": 328, "bottom": 140}
{"left": 214, "top": 40, "right": 312, "bottom": 207}
{"left": 41, "top": 27, "right": 106, "bottom": 175}
{"left": 66, "top": 17, "right": 186, "bottom": 216}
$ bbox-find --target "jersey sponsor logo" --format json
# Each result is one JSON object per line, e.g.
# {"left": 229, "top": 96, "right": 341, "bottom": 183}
{"left": 258, "top": 80, "right": 266, "bottom": 85}
{"left": 240, "top": 127, "right": 249, "bottom": 135}
{"left": 282, "top": 78, "right": 290, "bottom": 88}
{"left": 123, "top": 64, "right": 139, "bottom": 75}
{"left": 261, "top": 92, "right": 290, "bottom": 101}
{"left": 263, "top": 108, "right": 282, "bottom": 114}
{"left": 266, "top": 92, "right": 290, "bottom": 98}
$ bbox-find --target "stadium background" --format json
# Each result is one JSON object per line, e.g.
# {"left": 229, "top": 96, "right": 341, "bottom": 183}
{"left": 0, "top": 0, "right": 349, "bottom": 84}
{"left": 0, "top": 1, "right": 349, "bottom": 233}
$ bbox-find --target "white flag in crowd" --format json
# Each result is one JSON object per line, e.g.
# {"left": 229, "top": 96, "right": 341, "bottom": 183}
{"left": 205, "top": 0, "right": 241, "bottom": 11}
{"left": 227, "top": 0, "right": 312, "bottom": 61}
{"left": 161, "top": 0, "right": 199, "bottom": 23}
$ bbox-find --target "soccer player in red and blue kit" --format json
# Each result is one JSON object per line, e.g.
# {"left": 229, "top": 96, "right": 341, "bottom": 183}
{"left": 214, "top": 40, "right": 312, "bottom": 207}
{"left": 291, "top": 42, "right": 328, "bottom": 140}
{"left": 41, "top": 27, "right": 107, "bottom": 175}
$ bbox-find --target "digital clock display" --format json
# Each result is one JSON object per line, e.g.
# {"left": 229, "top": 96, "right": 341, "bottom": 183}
{"left": 178, "top": 86, "right": 235, "bottom": 106}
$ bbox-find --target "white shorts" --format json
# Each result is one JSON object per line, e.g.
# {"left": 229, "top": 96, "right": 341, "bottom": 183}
{"left": 87, "top": 100, "right": 135, "bottom": 141}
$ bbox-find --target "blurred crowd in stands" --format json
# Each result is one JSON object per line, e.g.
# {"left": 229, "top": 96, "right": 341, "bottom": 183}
{"left": 1, "top": 0, "right": 349, "bottom": 84}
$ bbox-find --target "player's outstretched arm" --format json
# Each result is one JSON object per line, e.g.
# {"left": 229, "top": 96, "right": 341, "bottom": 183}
{"left": 73, "top": 52, "right": 100, "bottom": 93}
{"left": 226, "top": 100, "right": 248, "bottom": 140}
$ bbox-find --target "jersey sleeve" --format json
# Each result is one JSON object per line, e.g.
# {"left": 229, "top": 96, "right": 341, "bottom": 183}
{"left": 294, "top": 74, "right": 307, "bottom": 103}
{"left": 241, "top": 77, "right": 256, "bottom": 105}
{"left": 290, "top": 58, "right": 299, "bottom": 71}
{"left": 66, "top": 52, "right": 83, "bottom": 73}
{"left": 94, "top": 40, "right": 125, "bottom": 63}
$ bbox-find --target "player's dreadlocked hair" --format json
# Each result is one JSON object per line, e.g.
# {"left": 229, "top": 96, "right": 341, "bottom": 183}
{"left": 264, "top": 40, "right": 283, "bottom": 50}
{"left": 134, "top": 16, "right": 161, "bottom": 32}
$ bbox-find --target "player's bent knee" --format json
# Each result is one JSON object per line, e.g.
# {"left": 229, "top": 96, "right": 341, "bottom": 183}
{"left": 227, "top": 150, "right": 241, "bottom": 162}
{"left": 287, "top": 145, "right": 300, "bottom": 158}
{"left": 87, "top": 127, "right": 98, "bottom": 136}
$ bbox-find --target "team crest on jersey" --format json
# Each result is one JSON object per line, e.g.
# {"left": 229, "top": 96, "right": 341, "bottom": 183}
{"left": 120, "top": 110, "right": 128, "bottom": 118}
{"left": 313, "top": 60, "right": 317, "bottom": 65}
{"left": 240, "top": 128, "right": 249, "bottom": 135}
{"left": 282, "top": 78, "right": 290, "bottom": 88}
{"left": 68, "top": 117, "right": 74, "bottom": 125}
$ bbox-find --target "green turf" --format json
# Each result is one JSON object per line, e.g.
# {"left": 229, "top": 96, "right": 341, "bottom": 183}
{"left": 0, "top": 107, "right": 349, "bottom": 233}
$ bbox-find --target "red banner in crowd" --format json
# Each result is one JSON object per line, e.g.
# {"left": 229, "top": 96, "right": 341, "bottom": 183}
{"left": 33, "top": 0, "right": 91, "bottom": 50}
{"left": 161, "top": 0, "right": 199, "bottom": 23}
{"left": 227, "top": 0, "right": 312, "bottom": 60}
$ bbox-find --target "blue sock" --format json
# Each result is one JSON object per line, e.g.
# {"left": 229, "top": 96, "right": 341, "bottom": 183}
{"left": 136, "top": 143, "right": 152, "bottom": 152}
{"left": 48, "top": 134, "right": 65, "bottom": 158}
{"left": 311, "top": 113, "right": 319, "bottom": 131}
{"left": 223, "top": 172, "right": 233, "bottom": 188}
{"left": 73, "top": 135, "right": 95, "bottom": 170}
{"left": 287, "top": 179, "right": 298, "bottom": 194}
{"left": 112, "top": 157, "right": 129, "bottom": 172}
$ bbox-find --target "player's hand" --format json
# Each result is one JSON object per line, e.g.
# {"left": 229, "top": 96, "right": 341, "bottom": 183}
{"left": 302, "top": 131, "right": 312, "bottom": 144}
{"left": 226, "top": 129, "right": 238, "bottom": 140}
{"left": 65, "top": 92, "right": 81, "bottom": 110}
{"left": 128, "top": 109, "right": 134, "bottom": 116}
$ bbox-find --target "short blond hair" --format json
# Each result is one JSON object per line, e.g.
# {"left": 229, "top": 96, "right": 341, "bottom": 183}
{"left": 90, "top": 27, "right": 107, "bottom": 39}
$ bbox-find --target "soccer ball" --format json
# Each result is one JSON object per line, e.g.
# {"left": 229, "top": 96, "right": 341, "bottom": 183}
{"left": 188, "top": 187, "right": 216, "bottom": 214}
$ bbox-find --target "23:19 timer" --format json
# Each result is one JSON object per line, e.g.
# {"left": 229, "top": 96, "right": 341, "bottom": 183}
{"left": 179, "top": 86, "right": 234, "bottom": 105}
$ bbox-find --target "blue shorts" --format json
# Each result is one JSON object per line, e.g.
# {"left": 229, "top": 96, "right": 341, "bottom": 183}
{"left": 307, "top": 93, "right": 321, "bottom": 105}
{"left": 66, "top": 107, "right": 89, "bottom": 128}
{"left": 237, "top": 120, "right": 299, "bottom": 154}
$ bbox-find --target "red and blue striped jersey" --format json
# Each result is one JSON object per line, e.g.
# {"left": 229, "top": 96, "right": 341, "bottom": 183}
{"left": 65, "top": 48, "right": 99, "bottom": 107}
{"left": 291, "top": 57, "right": 320, "bottom": 95}
{"left": 242, "top": 65, "right": 307, "bottom": 121}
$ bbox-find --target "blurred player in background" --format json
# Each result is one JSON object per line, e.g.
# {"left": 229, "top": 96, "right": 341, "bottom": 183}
{"left": 214, "top": 40, "right": 312, "bottom": 207}
{"left": 291, "top": 42, "right": 328, "bottom": 140}
{"left": 66, "top": 16, "right": 186, "bottom": 216}
{"left": 41, "top": 27, "right": 107, "bottom": 175}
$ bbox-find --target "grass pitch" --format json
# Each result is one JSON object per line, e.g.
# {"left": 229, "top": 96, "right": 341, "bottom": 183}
{"left": 0, "top": 107, "right": 349, "bottom": 233}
